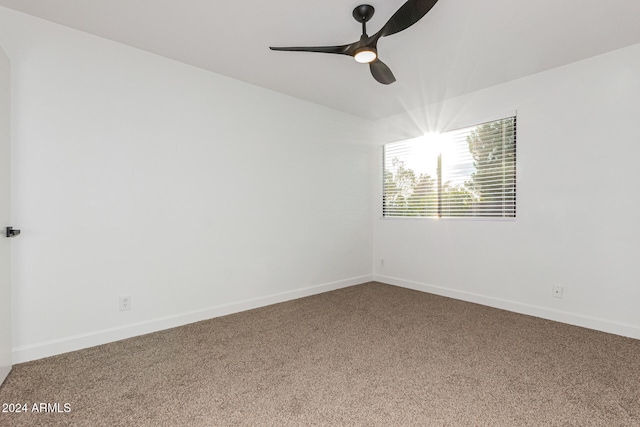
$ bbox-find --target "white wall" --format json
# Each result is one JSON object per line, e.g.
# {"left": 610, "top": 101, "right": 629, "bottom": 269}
{"left": 373, "top": 43, "right": 640, "bottom": 339}
{"left": 0, "top": 7, "right": 376, "bottom": 362}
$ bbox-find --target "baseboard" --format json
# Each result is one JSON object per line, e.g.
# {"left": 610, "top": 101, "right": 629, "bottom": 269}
{"left": 375, "top": 274, "right": 640, "bottom": 340}
{"left": 12, "top": 275, "right": 373, "bottom": 364}
{"left": 0, "top": 365, "right": 10, "bottom": 384}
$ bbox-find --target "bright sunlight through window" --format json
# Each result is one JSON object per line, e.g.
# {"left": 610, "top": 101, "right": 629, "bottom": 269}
{"left": 382, "top": 116, "right": 516, "bottom": 218}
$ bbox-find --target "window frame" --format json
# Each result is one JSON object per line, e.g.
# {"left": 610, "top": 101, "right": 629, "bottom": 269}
{"left": 381, "top": 115, "right": 517, "bottom": 220}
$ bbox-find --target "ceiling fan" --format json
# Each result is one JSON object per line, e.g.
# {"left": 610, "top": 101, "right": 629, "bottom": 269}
{"left": 269, "top": 0, "right": 439, "bottom": 85}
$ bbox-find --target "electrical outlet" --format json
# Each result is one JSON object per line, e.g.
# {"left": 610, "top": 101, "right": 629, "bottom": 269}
{"left": 380, "top": 259, "right": 385, "bottom": 268}
{"left": 552, "top": 285, "right": 563, "bottom": 299}
{"left": 119, "top": 295, "right": 132, "bottom": 311}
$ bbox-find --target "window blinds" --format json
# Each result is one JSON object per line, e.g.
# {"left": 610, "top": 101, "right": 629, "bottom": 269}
{"left": 383, "top": 116, "right": 516, "bottom": 218}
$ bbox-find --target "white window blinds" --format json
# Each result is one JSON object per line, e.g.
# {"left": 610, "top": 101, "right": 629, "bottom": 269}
{"left": 383, "top": 116, "right": 516, "bottom": 218}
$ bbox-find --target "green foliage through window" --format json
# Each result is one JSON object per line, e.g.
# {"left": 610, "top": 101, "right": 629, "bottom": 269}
{"left": 382, "top": 117, "right": 516, "bottom": 218}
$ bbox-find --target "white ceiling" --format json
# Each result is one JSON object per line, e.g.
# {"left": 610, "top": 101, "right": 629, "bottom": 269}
{"left": 1, "top": 0, "right": 639, "bottom": 121}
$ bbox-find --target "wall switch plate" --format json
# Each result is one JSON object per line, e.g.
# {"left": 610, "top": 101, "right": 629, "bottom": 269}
{"left": 552, "top": 285, "right": 563, "bottom": 299}
{"left": 119, "top": 295, "right": 132, "bottom": 311}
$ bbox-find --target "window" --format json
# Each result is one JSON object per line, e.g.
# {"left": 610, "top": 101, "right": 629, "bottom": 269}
{"left": 383, "top": 116, "right": 516, "bottom": 218}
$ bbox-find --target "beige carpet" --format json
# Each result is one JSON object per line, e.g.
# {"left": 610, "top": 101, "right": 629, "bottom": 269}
{"left": 1, "top": 282, "right": 639, "bottom": 426}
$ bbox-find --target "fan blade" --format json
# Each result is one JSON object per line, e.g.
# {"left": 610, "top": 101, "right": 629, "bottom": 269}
{"left": 379, "top": 0, "right": 439, "bottom": 38}
{"left": 269, "top": 44, "right": 352, "bottom": 55}
{"left": 369, "top": 59, "right": 396, "bottom": 84}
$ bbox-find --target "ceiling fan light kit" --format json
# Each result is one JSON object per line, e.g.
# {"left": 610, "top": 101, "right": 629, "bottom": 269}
{"left": 269, "top": 0, "right": 439, "bottom": 84}
{"left": 354, "top": 47, "right": 377, "bottom": 64}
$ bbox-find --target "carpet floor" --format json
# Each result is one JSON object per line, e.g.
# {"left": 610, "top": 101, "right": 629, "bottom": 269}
{"left": 1, "top": 282, "right": 639, "bottom": 426}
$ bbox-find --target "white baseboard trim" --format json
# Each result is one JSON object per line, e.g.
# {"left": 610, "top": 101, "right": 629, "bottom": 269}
{"left": 374, "top": 274, "right": 640, "bottom": 340}
{"left": 12, "top": 275, "right": 373, "bottom": 364}
{"left": 0, "top": 365, "right": 10, "bottom": 384}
